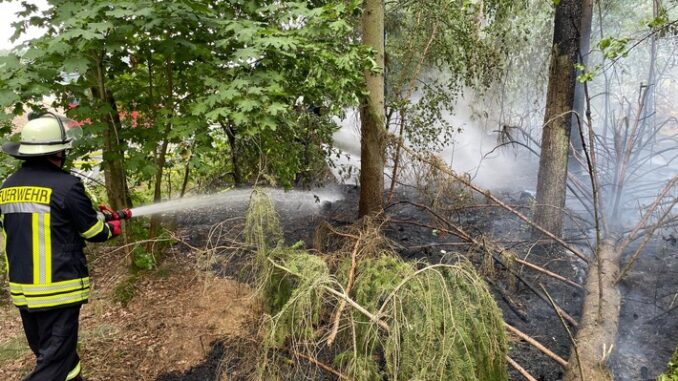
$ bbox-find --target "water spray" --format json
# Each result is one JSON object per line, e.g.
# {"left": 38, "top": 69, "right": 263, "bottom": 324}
{"left": 120, "top": 188, "right": 344, "bottom": 218}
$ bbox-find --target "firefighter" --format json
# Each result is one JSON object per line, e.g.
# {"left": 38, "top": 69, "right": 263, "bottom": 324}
{"left": 1, "top": 113, "right": 125, "bottom": 381}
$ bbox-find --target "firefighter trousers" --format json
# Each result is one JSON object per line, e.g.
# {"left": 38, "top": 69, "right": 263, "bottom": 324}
{"left": 19, "top": 305, "right": 82, "bottom": 381}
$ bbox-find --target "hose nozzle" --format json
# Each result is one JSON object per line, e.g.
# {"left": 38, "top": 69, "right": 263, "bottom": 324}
{"left": 99, "top": 204, "right": 133, "bottom": 221}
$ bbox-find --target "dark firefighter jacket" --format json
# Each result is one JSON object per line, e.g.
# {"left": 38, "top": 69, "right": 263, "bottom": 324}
{"left": 1, "top": 160, "right": 112, "bottom": 311}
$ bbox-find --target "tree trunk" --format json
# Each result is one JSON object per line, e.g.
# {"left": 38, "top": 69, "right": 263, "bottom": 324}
{"left": 93, "top": 59, "right": 130, "bottom": 211}
{"left": 641, "top": 0, "right": 658, "bottom": 136}
{"left": 359, "top": 0, "right": 385, "bottom": 217}
{"left": 564, "top": 240, "right": 621, "bottom": 381}
{"left": 221, "top": 122, "right": 242, "bottom": 186}
{"left": 533, "top": 0, "right": 585, "bottom": 238}
{"left": 569, "top": 0, "right": 594, "bottom": 172}
{"left": 148, "top": 61, "right": 173, "bottom": 251}
{"left": 180, "top": 140, "right": 196, "bottom": 198}
{"left": 596, "top": 1, "right": 611, "bottom": 139}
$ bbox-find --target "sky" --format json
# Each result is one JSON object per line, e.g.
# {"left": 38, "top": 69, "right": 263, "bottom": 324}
{"left": 0, "top": 0, "right": 48, "bottom": 51}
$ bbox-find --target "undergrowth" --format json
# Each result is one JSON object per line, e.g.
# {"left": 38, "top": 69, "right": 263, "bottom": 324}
{"left": 659, "top": 347, "right": 678, "bottom": 381}
{"left": 244, "top": 189, "right": 508, "bottom": 381}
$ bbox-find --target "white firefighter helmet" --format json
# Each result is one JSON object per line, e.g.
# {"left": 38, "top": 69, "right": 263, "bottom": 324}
{"left": 2, "top": 113, "right": 80, "bottom": 158}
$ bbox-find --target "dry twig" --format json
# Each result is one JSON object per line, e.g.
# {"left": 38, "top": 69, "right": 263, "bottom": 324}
{"left": 293, "top": 351, "right": 352, "bottom": 381}
{"left": 541, "top": 284, "right": 585, "bottom": 381}
{"left": 326, "top": 237, "right": 362, "bottom": 346}
{"left": 505, "top": 323, "right": 568, "bottom": 367}
{"left": 507, "top": 356, "right": 539, "bottom": 381}
{"left": 394, "top": 141, "right": 590, "bottom": 264}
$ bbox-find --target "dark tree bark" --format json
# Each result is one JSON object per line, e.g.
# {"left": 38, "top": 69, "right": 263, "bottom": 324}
{"left": 93, "top": 58, "right": 130, "bottom": 211}
{"left": 148, "top": 60, "right": 174, "bottom": 251}
{"left": 221, "top": 122, "right": 242, "bottom": 186}
{"left": 359, "top": 0, "right": 385, "bottom": 217}
{"left": 533, "top": 0, "right": 586, "bottom": 238}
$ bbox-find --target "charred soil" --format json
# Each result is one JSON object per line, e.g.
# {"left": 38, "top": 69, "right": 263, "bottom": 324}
{"left": 1, "top": 185, "right": 676, "bottom": 380}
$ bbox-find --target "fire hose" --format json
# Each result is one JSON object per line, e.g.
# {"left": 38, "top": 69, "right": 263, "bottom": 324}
{"left": 98, "top": 203, "right": 133, "bottom": 222}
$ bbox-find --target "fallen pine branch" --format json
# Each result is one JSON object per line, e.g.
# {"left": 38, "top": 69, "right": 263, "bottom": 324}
{"left": 492, "top": 254, "right": 578, "bottom": 328}
{"left": 486, "top": 278, "right": 530, "bottom": 323}
{"left": 267, "top": 257, "right": 391, "bottom": 332}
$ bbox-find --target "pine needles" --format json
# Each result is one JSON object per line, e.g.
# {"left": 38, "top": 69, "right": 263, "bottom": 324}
{"left": 381, "top": 263, "right": 507, "bottom": 381}
{"left": 245, "top": 190, "right": 508, "bottom": 381}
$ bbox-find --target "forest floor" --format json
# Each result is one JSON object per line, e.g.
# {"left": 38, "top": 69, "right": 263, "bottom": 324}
{"left": 0, "top": 185, "right": 676, "bottom": 380}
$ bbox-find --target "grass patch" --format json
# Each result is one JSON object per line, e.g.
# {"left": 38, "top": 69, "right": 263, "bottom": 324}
{"left": 0, "top": 335, "right": 29, "bottom": 364}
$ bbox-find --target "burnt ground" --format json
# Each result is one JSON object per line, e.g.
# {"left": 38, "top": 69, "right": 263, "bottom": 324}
{"left": 613, "top": 240, "right": 678, "bottom": 381}
{"left": 162, "top": 184, "right": 677, "bottom": 381}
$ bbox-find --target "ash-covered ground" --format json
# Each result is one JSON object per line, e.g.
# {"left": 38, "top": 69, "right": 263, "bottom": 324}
{"left": 161, "top": 185, "right": 678, "bottom": 381}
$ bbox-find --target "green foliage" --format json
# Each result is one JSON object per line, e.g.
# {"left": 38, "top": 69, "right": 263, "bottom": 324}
{"left": 575, "top": 63, "right": 602, "bottom": 83}
{"left": 246, "top": 190, "right": 508, "bottom": 381}
{"left": 333, "top": 255, "right": 414, "bottom": 381}
{"left": 659, "top": 347, "right": 678, "bottom": 381}
{"left": 0, "top": 0, "right": 370, "bottom": 201}
{"left": 262, "top": 247, "right": 331, "bottom": 348}
{"left": 132, "top": 248, "right": 156, "bottom": 270}
{"left": 244, "top": 189, "right": 283, "bottom": 253}
{"left": 383, "top": 263, "right": 507, "bottom": 381}
{"left": 647, "top": 3, "right": 670, "bottom": 29}
{"left": 385, "top": 0, "right": 529, "bottom": 151}
{"left": 598, "top": 37, "right": 631, "bottom": 60}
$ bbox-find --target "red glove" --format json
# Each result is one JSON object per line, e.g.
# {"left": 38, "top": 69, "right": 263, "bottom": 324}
{"left": 107, "top": 220, "right": 121, "bottom": 237}
{"left": 99, "top": 204, "right": 119, "bottom": 221}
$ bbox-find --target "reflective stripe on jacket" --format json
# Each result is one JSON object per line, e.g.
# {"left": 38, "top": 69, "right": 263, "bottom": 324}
{"left": 1, "top": 160, "right": 111, "bottom": 310}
